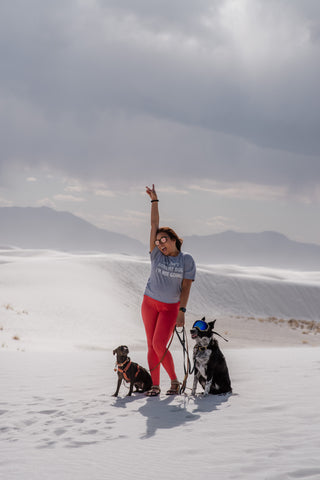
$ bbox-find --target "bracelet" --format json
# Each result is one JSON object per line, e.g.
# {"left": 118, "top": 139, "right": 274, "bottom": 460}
{"left": 151, "top": 199, "right": 159, "bottom": 203}
{"left": 179, "top": 307, "right": 186, "bottom": 313}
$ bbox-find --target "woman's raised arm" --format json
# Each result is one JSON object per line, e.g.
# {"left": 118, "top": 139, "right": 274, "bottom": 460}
{"left": 146, "top": 184, "right": 159, "bottom": 252}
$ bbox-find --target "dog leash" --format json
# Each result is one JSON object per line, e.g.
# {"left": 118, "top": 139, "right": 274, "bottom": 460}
{"left": 147, "top": 327, "right": 192, "bottom": 394}
{"left": 174, "top": 327, "right": 195, "bottom": 394}
{"left": 211, "top": 330, "right": 229, "bottom": 342}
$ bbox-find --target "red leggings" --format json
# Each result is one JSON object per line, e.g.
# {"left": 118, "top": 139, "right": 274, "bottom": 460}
{"left": 141, "top": 295, "right": 179, "bottom": 386}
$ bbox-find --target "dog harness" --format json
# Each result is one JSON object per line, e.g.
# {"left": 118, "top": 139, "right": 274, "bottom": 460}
{"left": 115, "top": 358, "right": 140, "bottom": 383}
{"left": 194, "top": 345, "right": 209, "bottom": 352}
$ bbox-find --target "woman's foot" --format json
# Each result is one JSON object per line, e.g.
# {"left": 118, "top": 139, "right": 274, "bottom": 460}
{"left": 166, "top": 380, "right": 181, "bottom": 395}
{"left": 145, "top": 385, "right": 161, "bottom": 397}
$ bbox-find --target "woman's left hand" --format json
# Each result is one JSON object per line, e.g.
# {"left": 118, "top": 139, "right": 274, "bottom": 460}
{"left": 176, "top": 311, "right": 185, "bottom": 327}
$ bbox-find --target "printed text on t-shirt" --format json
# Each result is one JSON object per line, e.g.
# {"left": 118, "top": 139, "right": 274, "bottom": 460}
{"left": 156, "top": 263, "right": 183, "bottom": 279}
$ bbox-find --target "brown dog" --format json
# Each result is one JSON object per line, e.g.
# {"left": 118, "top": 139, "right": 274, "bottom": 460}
{"left": 113, "top": 345, "right": 152, "bottom": 397}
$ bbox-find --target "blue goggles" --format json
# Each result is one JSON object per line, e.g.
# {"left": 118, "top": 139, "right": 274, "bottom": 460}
{"left": 192, "top": 320, "right": 209, "bottom": 331}
{"left": 192, "top": 319, "right": 229, "bottom": 342}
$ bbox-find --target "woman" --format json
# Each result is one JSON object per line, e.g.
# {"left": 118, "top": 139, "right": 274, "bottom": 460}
{"left": 141, "top": 184, "right": 196, "bottom": 396}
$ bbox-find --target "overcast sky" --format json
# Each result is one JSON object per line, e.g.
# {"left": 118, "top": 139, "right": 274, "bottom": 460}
{"left": 1, "top": 0, "right": 320, "bottom": 245}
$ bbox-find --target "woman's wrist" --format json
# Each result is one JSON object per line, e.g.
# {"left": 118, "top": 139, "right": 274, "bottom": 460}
{"left": 151, "top": 199, "right": 159, "bottom": 203}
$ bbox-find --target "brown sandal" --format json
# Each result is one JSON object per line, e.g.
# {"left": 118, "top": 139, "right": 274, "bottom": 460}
{"left": 145, "top": 386, "right": 161, "bottom": 397}
{"left": 166, "top": 380, "right": 181, "bottom": 395}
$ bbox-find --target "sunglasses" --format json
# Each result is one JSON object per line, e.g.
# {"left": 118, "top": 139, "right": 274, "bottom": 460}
{"left": 192, "top": 320, "right": 209, "bottom": 331}
{"left": 155, "top": 236, "right": 168, "bottom": 246}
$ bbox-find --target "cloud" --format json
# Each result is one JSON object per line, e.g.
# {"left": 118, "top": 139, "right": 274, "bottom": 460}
{"left": 156, "top": 186, "right": 189, "bottom": 195}
{"left": 94, "top": 190, "right": 116, "bottom": 198}
{"left": 1, "top": 0, "right": 320, "bottom": 195}
{"left": 64, "top": 185, "right": 86, "bottom": 194}
{"left": 53, "top": 194, "right": 85, "bottom": 203}
{"left": 62, "top": 178, "right": 116, "bottom": 197}
{"left": 97, "top": 211, "right": 147, "bottom": 230}
{"left": 204, "top": 215, "right": 236, "bottom": 230}
{"left": 38, "top": 198, "right": 57, "bottom": 209}
{"left": 0, "top": 197, "right": 13, "bottom": 207}
{"left": 190, "top": 181, "right": 288, "bottom": 201}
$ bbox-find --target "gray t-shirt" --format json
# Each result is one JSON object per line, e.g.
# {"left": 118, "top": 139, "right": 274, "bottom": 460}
{"left": 144, "top": 247, "right": 196, "bottom": 304}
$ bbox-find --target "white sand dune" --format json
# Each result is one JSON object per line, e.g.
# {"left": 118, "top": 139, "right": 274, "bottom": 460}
{"left": 1, "top": 249, "right": 320, "bottom": 479}
{"left": 1, "top": 348, "right": 320, "bottom": 480}
{"left": 1, "top": 249, "right": 320, "bottom": 351}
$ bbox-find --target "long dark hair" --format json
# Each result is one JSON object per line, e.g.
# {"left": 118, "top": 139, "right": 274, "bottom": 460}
{"left": 156, "top": 227, "right": 183, "bottom": 252}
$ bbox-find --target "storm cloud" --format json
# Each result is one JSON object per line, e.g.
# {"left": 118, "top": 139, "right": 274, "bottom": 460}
{"left": 1, "top": 0, "right": 320, "bottom": 190}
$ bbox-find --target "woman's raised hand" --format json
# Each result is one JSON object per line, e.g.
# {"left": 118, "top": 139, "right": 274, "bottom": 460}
{"left": 146, "top": 184, "right": 158, "bottom": 201}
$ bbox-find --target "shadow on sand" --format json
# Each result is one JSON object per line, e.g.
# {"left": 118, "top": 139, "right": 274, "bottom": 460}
{"left": 138, "top": 392, "right": 234, "bottom": 438}
{"left": 191, "top": 391, "right": 234, "bottom": 414}
{"left": 111, "top": 391, "right": 234, "bottom": 439}
{"left": 138, "top": 395, "right": 200, "bottom": 438}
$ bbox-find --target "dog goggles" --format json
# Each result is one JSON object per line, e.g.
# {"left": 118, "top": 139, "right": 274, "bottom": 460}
{"left": 192, "top": 320, "right": 209, "bottom": 331}
{"left": 192, "top": 319, "right": 229, "bottom": 342}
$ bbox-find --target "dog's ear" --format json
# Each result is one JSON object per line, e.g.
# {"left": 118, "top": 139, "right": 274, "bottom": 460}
{"left": 201, "top": 317, "right": 206, "bottom": 321}
{"left": 208, "top": 319, "right": 216, "bottom": 329}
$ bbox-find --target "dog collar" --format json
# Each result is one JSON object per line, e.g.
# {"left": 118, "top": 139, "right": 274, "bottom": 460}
{"left": 116, "top": 357, "right": 131, "bottom": 368}
{"left": 195, "top": 345, "right": 208, "bottom": 352}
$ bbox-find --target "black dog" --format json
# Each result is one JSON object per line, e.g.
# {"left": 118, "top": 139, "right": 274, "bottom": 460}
{"left": 190, "top": 318, "right": 232, "bottom": 396}
{"left": 113, "top": 345, "right": 152, "bottom": 397}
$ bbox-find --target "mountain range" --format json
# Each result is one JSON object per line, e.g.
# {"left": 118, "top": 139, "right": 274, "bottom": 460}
{"left": 183, "top": 231, "right": 320, "bottom": 270}
{"left": 1, "top": 206, "right": 319, "bottom": 270}
{"left": 0, "top": 206, "right": 145, "bottom": 255}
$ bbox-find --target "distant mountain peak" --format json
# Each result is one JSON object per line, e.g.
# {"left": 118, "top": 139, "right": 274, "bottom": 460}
{"left": 0, "top": 206, "right": 145, "bottom": 255}
{"left": 183, "top": 230, "right": 320, "bottom": 270}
